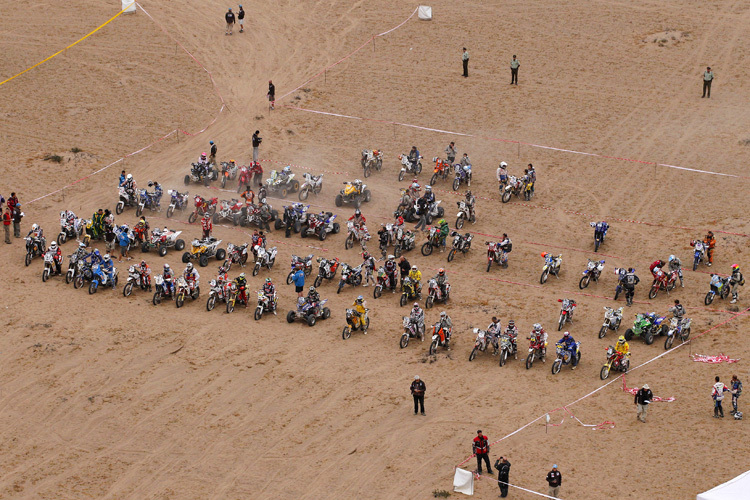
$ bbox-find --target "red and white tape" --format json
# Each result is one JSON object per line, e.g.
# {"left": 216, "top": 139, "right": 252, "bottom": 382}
{"left": 691, "top": 353, "right": 740, "bottom": 364}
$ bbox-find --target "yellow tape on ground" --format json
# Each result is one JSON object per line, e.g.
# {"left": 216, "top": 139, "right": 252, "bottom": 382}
{"left": 0, "top": 2, "right": 135, "bottom": 87}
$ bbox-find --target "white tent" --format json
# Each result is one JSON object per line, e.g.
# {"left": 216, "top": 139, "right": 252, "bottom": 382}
{"left": 697, "top": 470, "right": 750, "bottom": 500}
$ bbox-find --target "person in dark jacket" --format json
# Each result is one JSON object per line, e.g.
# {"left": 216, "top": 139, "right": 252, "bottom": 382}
{"left": 472, "top": 430, "right": 492, "bottom": 475}
{"left": 237, "top": 4, "right": 245, "bottom": 32}
{"left": 494, "top": 456, "right": 511, "bottom": 497}
{"left": 268, "top": 80, "right": 275, "bottom": 110}
{"left": 546, "top": 465, "right": 562, "bottom": 498}
{"left": 635, "top": 384, "right": 653, "bottom": 422}
{"left": 398, "top": 256, "right": 411, "bottom": 286}
{"left": 410, "top": 375, "right": 425, "bottom": 415}
{"left": 252, "top": 130, "right": 262, "bottom": 162}
{"left": 225, "top": 8, "right": 236, "bottom": 35}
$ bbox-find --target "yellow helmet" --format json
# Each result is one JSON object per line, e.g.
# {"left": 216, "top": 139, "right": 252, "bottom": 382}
{"left": 618, "top": 336, "right": 626, "bottom": 344}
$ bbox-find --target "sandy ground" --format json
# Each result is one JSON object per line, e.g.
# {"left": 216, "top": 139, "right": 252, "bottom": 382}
{"left": 1, "top": 0, "right": 750, "bottom": 498}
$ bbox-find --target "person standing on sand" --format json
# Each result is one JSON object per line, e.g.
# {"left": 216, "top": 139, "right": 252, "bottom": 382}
{"left": 445, "top": 142, "right": 456, "bottom": 164}
{"left": 494, "top": 456, "right": 511, "bottom": 497}
{"left": 713, "top": 376, "right": 729, "bottom": 418}
{"left": 252, "top": 130, "right": 262, "bottom": 162}
{"left": 472, "top": 430, "right": 492, "bottom": 475}
{"left": 268, "top": 80, "right": 275, "bottom": 110}
{"left": 462, "top": 48, "right": 470, "bottom": 77}
{"left": 238, "top": 5, "right": 245, "bottom": 33}
{"left": 702, "top": 66, "right": 714, "bottom": 98}
{"left": 546, "top": 465, "right": 562, "bottom": 498}
{"left": 410, "top": 375, "right": 425, "bottom": 415}
{"left": 225, "top": 8, "right": 236, "bottom": 35}
{"left": 730, "top": 374, "right": 742, "bottom": 415}
{"left": 510, "top": 55, "right": 520, "bottom": 85}
{"left": 3, "top": 207, "right": 11, "bottom": 244}
{"left": 634, "top": 383, "right": 652, "bottom": 422}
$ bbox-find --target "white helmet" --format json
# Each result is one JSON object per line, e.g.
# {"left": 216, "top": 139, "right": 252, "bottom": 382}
{"left": 186, "top": 262, "right": 194, "bottom": 271}
{"left": 126, "top": 173, "right": 133, "bottom": 180}
{"left": 440, "top": 311, "right": 447, "bottom": 318}
{"left": 500, "top": 161, "right": 507, "bottom": 168}
{"left": 31, "top": 223, "right": 38, "bottom": 231}
{"left": 533, "top": 323, "right": 541, "bottom": 331}
{"left": 49, "top": 241, "right": 57, "bottom": 249}
{"left": 103, "top": 254, "right": 111, "bottom": 262}
{"left": 388, "top": 254, "right": 395, "bottom": 260}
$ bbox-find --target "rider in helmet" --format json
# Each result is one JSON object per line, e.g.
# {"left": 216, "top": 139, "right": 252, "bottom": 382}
{"left": 162, "top": 264, "right": 175, "bottom": 296}
{"left": 307, "top": 285, "right": 321, "bottom": 313}
{"left": 438, "top": 311, "right": 453, "bottom": 343}
{"left": 730, "top": 264, "right": 744, "bottom": 304}
{"left": 122, "top": 173, "right": 136, "bottom": 197}
{"left": 46, "top": 241, "right": 63, "bottom": 275}
{"left": 410, "top": 302, "right": 425, "bottom": 336}
{"left": 384, "top": 255, "right": 398, "bottom": 292}
{"left": 464, "top": 190, "right": 476, "bottom": 221}
{"left": 278, "top": 166, "right": 292, "bottom": 183}
{"left": 530, "top": 323, "right": 548, "bottom": 360}
{"left": 26, "top": 223, "right": 45, "bottom": 254}
{"left": 496, "top": 161, "right": 508, "bottom": 187}
{"left": 348, "top": 208, "right": 366, "bottom": 228}
{"left": 258, "top": 200, "right": 272, "bottom": 232}
{"left": 217, "top": 261, "right": 230, "bottom": 283}
{"left": 505, "top": 319, "right": 519, "bottom": 356}
{"left": 408, "top": 265, "right": 423, "bottom": 294}
{"left": 668, "top": 299, "right": 686, "bottom": 328}
{"left": 139, "top": 260, "right": 152, "bottom": 290}
{"left": 100, "top": 253, "right": 115, "bottom": 287}
{"left": 558, "top": 331, "right": 579, "bottom": 369}
{"left": 422, "top": 185, "right": 435, "bottom": 205}
{"left": 623, "top": 267, "right": 640, "bottom": 306}
{"left": 615, "top": 335, "right": 630, "bottom": 356}
{"left": 408, "top": 179, "right": 421, "bottom": 201}
{"left": 649, "top": 259, "right": 666, "bottom": 279}
{"left": 362, "top": 251, "right": 376, "bottom": 286}
{"left": 434, "top": 268, "right": 448, "bottom": 298}
{"left": 703, "top": 231, "right": 716, "bottom": 267}
{"left": 668, "top": 254, "right": 684, "bottom": 288}
{"left": 408, "top": 146, "right": 420, "bottom": 170}
{"left": 183, "top": 262, "right": 200, "bottom": 292}
{"left": 352, "top": 295, "right": 368, "bottom": 332}
{"left": 437, "top": 219, "right": 450, "bottom": 250}
{"left": 590, "top": 221, "right": 609, "bottom": 243}
{"left": 201, "top": 212, "right": 213, "bottom": 239}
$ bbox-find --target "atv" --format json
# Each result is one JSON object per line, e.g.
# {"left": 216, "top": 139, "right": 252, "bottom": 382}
{"left": 335, "top": 180, "right": 371, "bottom": 209}
{"left": 181, "top": 237, "right": 226, "bottom": 267}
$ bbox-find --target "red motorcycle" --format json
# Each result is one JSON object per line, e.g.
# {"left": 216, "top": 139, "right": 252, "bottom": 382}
{"left": 188, "top": 195, "right": 218, "bottom": 223}
{"left": 525, "top": 332, "right": 547, "bottom": 369}
{"left": 648, "top": 268, "right": 677, "bottom": 299}
{"left": 237, "top": 162, "right": 263, "bottom": 191}
{"left": 600, "top": 346, "right": 630, "bottom": 379}
{"left": 485, "top": 241, "right": 507, "bottom": 271}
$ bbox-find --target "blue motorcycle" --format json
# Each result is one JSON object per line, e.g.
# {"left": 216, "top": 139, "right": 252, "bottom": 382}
{"left": 705, "top": 275, "right": 730, "bottom": 305}
{"left": 551, "top": 341, "right": 581, "bottom": 374}
{"left": 88, "top": 263, "right": 118, "bottom": 294}
{"left": 136, "top": 186, "right": 161, "bottom": 216}
{"left": 166, "top": 190, "right": 189, "bottom": 218}
{"left": 452, "top": 163, "right": 472, "bottom": 191}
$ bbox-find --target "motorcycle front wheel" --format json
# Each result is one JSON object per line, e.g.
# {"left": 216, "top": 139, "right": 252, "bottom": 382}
{"left": 525, "top": 352, "right": 535, "bottom": 369}
{"left": 704, "top": 292, "right": 714, "bottom": 305}
{"left": 598, "top": 324, "right": 608, "bottom": 339}
{"left": 399, "top": 333, "right": 409, "bottom": 349}
{"left": 429, "top": 340, "right": 438, "bottom": 355}
{"left": 499, "top": 349, "right": 508, "bottom": 367}
{"left": 123, "top": 282, "right": 133, "bottom": 297}
{"left": 207, "top": 295, "right": 216, "bottom": 311}
{"left": 254, "top": 307, "right": 263, "bottom": 320}
{"left": 551, "top": 359, "right": 562, "bottom": 375}
{"left": 579, "top": 274, "right": 590, "bottom": 289}
{"left": 664, "top": 335, "right": 674, "bottom": 350}
{"left": 600, "top": 365, "right": 610, "bottom": 380}
{"left": 447, "top": 249, "right": 456, "bottom": 262}
{"left": 540, "top": 269, "right": 549, "bottom": 285}
{"left": 176, "top": 293, "right": 185, "bottom": 308}
{"left": 557, "top": 314, "right": 565, "bottom": 331}
{"left": 469, "top": 347, "right": 478, "bottom": 361}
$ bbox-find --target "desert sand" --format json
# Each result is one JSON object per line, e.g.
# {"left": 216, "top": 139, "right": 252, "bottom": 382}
{"left": 1, "top": 0, "right": 750, "bottom": 498}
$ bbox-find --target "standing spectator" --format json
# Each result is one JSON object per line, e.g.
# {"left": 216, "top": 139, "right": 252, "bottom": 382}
{"left": 702, "top": 66, "right": 714, "bottom": 98}
{"left": 527, "top": 163, "right": 536, "bottom": 193}
{"left": 104, "top": 224, "right": 116, "bottom": 254}
{"left": 398, "top": 256, "right": 411, "bottom": 286}
{"left": 119, "top": 170, "right": 126, "bottom": 186}
{"left": 510, "top": 55, "right": 520, "bottom": 85}
{"left": 546, "top": 465, "right": 562, "bottom": 498}
{"left": 237, "top": 4, "right": 245, "bottom": 33}
{"left": 12, "top": 204, "right": 23, "bottom": 238}
{"left": 704, "top": 231, "right": 716, "bottom": 267}
{"left": 118, "top": 228, "right": 131, "bottom": 262}
{"left": 410, "top": 375, "right": 425, "bottom": 415}
{"left": 252, "top": 130, "right": 262, "bottom": 162}
{"left": 201, "top": 213, "right": 213, "bottom": 239}
{"left": 493, "top": 456, "right": 511, "bottom": 497}
{"left": 292, "top": 265, "right": 305, "bottom": 298}
{"left": 713, "top": 376, "right": 729, "bottom": 418}
{"left": 729, "top": 264, "right": 743, "bottom": 304}
{"left": 209, "top": 140, "right": 218, "bottom": 165}
{"left": 634, "top": 383, "right": 653, "bottom": 422}
{"left": 730, "top": 375, "right": 743, "bottom": 415}
{"left": 3, "top": 207, "right": 11, "bottom": 244}
{"left": 472, "top": 430, "right": 492, "bottom": 475}
{"left": 225, "top": 8, "right": 236, "bottom": 35}
{"left": 462, "top": 48, "right": 470, "bottom": 77}
{"left": 268, "top": 80, "right": 276, "bottom": 110}
{"left": 445, "top": 142, "right": 456, "bottom": 164}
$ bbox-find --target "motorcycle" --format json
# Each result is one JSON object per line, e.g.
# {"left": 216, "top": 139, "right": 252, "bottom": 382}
{"left": 540, "top": 253, "right": 562, "bottom": 284}
{"left": 361, "top": 149, "right": 383, "bottom": 177}
{"left": 420, "top": 226, "right": 444, "bottom": 256}
{"left": 252, "top": 245, "right": 277, "bottom": 276}
{"left": 175, "top": 276, "right": 200, "bottom": 308}
{"left": 285, "top": 254, "right": 314, "bottom": 284}
{"left": 226, "top": 281, "right": 249, "bottom": 314}
{"left": 485, "top": 241, "right": 509, "bottom": 271}
{"left": 57, "top": 212, "right": 83, "bottom": 245}
{"left": 497, "top": 332, "right": 517, "bottom": 367}
{"left": 313, "top": 257, "right": 340, "bottom": 288}
{"left": 455, "top": 200, "right": 475, "bottom": 229}
{"left": 501, "top": 175, "right": 524, "bottom": 203}
{"left": 648, "top": 268, "right": 678, "bottom": 299}
{"left": 166, "top": 190, "right": 189, "bottom": 218}
{"left": 72, "top": 260, "right": 94, "bottom": 289}
{"left": 342, "top": 307, "right": 370, "bottom": 339}
{"left": 428, "top": 322, "right": 451, "bottom": 354}
{"left": 237, "top": 162, "right": 263, "bottom": 191}
{"left": 219, "top": 161, "right": 239, "bottom": 189}
{"left": 345, "top": 221, "right": 370, "bottom": 250}
{"left": 447, "top": 231, "right": 473, "bottom": 262}
{"left": 624, "top": 313, "right": 667, "bottom": 345}
{"left": 301, "top": 212, "right": 340, "bottom": 241}
{"left": 399, "top": 276, "right": 420, "bottom": 306}
{"left": 525, "top": 332, "right": 547, "bottom": 369}
{"left": 65, "top": 244, "right": 88, "bottom": 284}
{"left": 89, "top": 263, "right": 118, "bottom": 294}
{"left": 600, "top": 346, "right": 629, "bottom": 380}
{"left": 556, "top": 298, "right": 577, "bottom": 331}
{"left": 579, "top": 259, "right": 605, "bottom": 289}
{"left": 187, "top": 195, "right": 218, "bottom": 224}
{"left": 136, "top": 187, "right": 161, "bottom": 216}
{"left": 225, "top": 242, "right": 249, "bottom": 268}
{"left": 452, "top": 163, "right": 472, "bottom": 191}
{"left": 551, "top": 341, "right": 581, "bottom": 374}
{"left": 337, "top": 263, "right": 363, "bottom": 293}
{"left": 152, "top": 274, "right": 174, "bottom": 305}
{"left": 591, "top": 222, "right": 607, "bottom": 252}
{"left": 254, "top": 290, "right": 277, "bottom": 320}
{"left": 598, "top": 306, "right": 624, "bottom": 338}
{"left": 206, "top": 279, "right": 232, "bottom": 311}
{"left": 397, "top": 153, "right": 422, "bottom": 181}
{"left": 24, "top": 235, "right": 47, "bottom": 266}
{"left": 298, "top": 172, "right": 324, "bottom": 201}
{"left": 394, "top": 228, "right": 416, "bottom": 257}
{"left": 691, "top": 240, "right": 707, "bottom": 271}
{"left": 115, "top": 186, "right": 139, "bottom": 215}
{"left": 425, "top": 278, "right": 450, "bottom": 309}
{"left": 286, "top": 297, "right": 330, "bottom": 326}
{"left": 705, "top": 275, "right": 730, "bottom": 305}
{"left": 429, "top": 157, "right": 452, "bottom": 185}
{"left": 664, "top": 317, "right": 692, "bottom": 349}
{"left": 469, "top": 328, "right": 497, "bottom": 361}
{"left": 42, "top": 252, "right": 62, "bottom": 282}
{"left": 123, "top": 265, "right": 150, "bottom": 297}
{"left": 373, "top": 267, "right": 390, "bottom": 299}
{"left": 399, "top": 316, "right": 424, "bottom": 348}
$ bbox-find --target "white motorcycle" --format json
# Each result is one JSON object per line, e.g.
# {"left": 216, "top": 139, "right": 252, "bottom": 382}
{"left": 598, "top": 306, "right": 623, "bottom": 338}
{"left": 579, "top": 258, "right": 605, "bottom": 289}
{"left": 455, "top": 200, "right": 475, "bottom": 229}
{"left": 254, "top": 290, "right": 278, "bottom": 320}
{"left": 116, "top": 186, "right": 139, "bottom": 215}
{"left": 253, "top": 245, "right": 277, "bottom": 276}
{"left": 345, "top": 221, "right": 370, "bottom": 250}
{"left": 298, "top": 172, "right": 324, "bottom": 201}
{"left": 397, "top": 153, "right": 423, "bottom": 181}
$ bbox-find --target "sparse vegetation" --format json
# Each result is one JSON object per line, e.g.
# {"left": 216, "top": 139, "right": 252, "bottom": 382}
{"left": 740, "top": 139, "right": 750, "bottom": 146}
{"left": 432, "top": 490, "right": 451, "bottom": 498}
{"left": 71, "top": 147, "right": 83, "bottom": 153}
{"left": 44, "top": 154, "right": 63, "bottom": 163}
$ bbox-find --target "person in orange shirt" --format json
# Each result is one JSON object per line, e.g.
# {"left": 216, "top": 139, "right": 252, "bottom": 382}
{"left": 703, "top": 231, "right": 716, "bottom": 266}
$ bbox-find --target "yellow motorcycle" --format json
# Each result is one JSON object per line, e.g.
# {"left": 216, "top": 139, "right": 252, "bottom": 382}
{"left": 342, "top": 307, "right": 369, "bottom": 339}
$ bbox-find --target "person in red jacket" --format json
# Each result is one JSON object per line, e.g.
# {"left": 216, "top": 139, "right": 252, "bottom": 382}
{"left": 649, "top": 259, "right": 665, "bottom": 279}
{"left": 348, "top": 209, "right": 366, "bottom": 228}
{"left": 3, "top": 207, "right": 12, "bottom": 244}
{"left": 201, "top": 213, "right": 213, "bottom": 239}
{"left": 472, "top": 430, "right": 493, "bottom": 475}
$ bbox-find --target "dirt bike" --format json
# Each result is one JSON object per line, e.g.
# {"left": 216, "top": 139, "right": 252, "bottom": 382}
{"left": 399, "top": 277, "right": 420, "bottom": 306}
{"left": 116, "top": 186, "right": 139, "bottom": 215}
{"left": 255, "top": 290, "right": 277, "bottom": 320}
{"left": 447, "top": 231, "right": 473, "bottom": 262}
{"left": 237, "top": 162, "right": 263, "bottom": 191}
{"left": 286, "top": 297, "right": 330, "bottom": 327}
{"left": 428, "top": 322, "right": 451, "bottom": 354}
{"left": 342, "top": 307, "right": 369, "bottom": 339}
{"left": 345, "top": 221, "right": 370, "bottom": 250}
{"left": 398, "top": 153, "right": 422, "bottom": 181}
{"left": 455, "top": 201, "right": 475, "bottom": 229}
{"left": 285, "top": 254, "right": 314, "bottom": 284}
{"left": 705, "top": 275, "right": 730, "bottom": 305}
{"left": 551, "top": 341, "right": 581, "bottom": 374}
{"left": 123, "top": 265, "right": 150, "bottom": 297}
{"left": 425, "top": 278, "right": 450, "bottom": 309}
{"left": 469, "top": 328, "right": 497, "bottom": 361}
{"left": 600, "top": 346, "right": 629, "bottom": 380}
{"left": 89, "top": 263, "right": 118, "bottom": 294}
{"left": 298, "top": 172, "right": 323, "bottom": 201}
{"left": 152, "top": 275, "right": 174, "bottom": 305}
{"left": 206, "top": 279, "right": 232, "bottom": 311}
{"left": 590, "top": 222, "right": 607, "bottom": 252}
{"left": 579, "top": 259, "right": 605, "bottom": 289}
{"left": 175, "top": 276, "right": 200, "bottom": 308}
{"left": 361, "top": 149, "right": 383, "bottom": 177}
{"left": 373, "top": 267, "right": 391, "bottom": 299}
{"left": 525, "top": 333, "right": 547, "bottom": 369}
{"left": 598, "top": 306, "right": 623, "bottom": 338}
{"left": 421, "top": 226, "right": 445, "bottom": 256}
{"left": 136, "top": 188, "right": 161, "bottom": 217}
{"left": 394, "top": 229, "right": 415, "bottom": 257}
{"left": 452, "top": 163, "right": 472, "bottom": 190}
{"left": 540, "top": 253, "right": 562, "bottom": 284}
{"left": 556, "top": 299, "right": 576, "bottom": 331}
{"left": 664, "top": 317, "right": 691, "bottom": 349}
{"left": 42, "top": 252, "right": 62, "bottom": 282}
{"left": 187, "top": 195, "right": 218, "bottom": 224}
{"left": 24, "top": 235, "right": 46, "bottom": 266}
{"left": 501, "top": 176, "right": 524, "bottom": 203}
{"left": 72, "top": 260, "right": 94, "bottom": 290}
{"left": 485, "top": 241, "right": 509, "bottom": 271}
{"left": 226, "top": 282, "right": 250, "bottom": 313}
{"left": 166, "top": 190, "right": 189, "bottom": 218}
{"left": 430, "top": 157, "right": 452, "bottom": 185}
{"left": 691, "top": 240, "right": 707, "bottom": 271}
{"left": 624, "top": 313, "right": 667, "bottom": 345}
{"left": 251, "top": 245, "right": 277, "bottom": 276}
{"left": 65, "top": 245, "right": 88, "bottom": 284}
{"left": 314, "top": 257, "right": 340, "bottom": 287}
{"left": 399, "top": 316, "right": 424, "bottom": 348}
{"left": 226, "top": 242, "right": 249, "bottom": 268}
{"left": 648, "top": 268, "right": 678, "bottom": 299}
{"left": 219, "top": 161, "right": 239, "bottom": 189}
{"left": 497, "top": 332, "right": 518, "bottom": 367}
{"left": 337, "top": 263, "right": 363, "bottom": 293}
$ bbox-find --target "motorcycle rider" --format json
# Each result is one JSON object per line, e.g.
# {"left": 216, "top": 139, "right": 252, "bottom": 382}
{"left": 233, "top": 272, "right": 249, "bottom": 305}
{"left": 151, "top": 181, "right": 163, "bottom": 207}
{"left": 615, "top": 335, "right": 630, "bottom": 357}
{"left": 668, "top": 254, "right": 684, "bottom": 288}
{"left": 99, "top": 254, "right": 115, "bottom": 287}
{"left": 529, "top": 323, "right": 548, "bottom": 361}
{"left": 438, "top": 311, "right": 453, "bottom": 346}
{"left": 85, "top": 248, "right": 104, "bottom": 266}
{"left": 434, "top": 268, "right": 448, "bottom": 298}
{"left": 590, "top": 221, "right": 609, "bottom": 242}
{"left": 277, "top": 166, "right": 293, "bottom": 184}
{"left": 122, "top": 173, "right": 136, "bottom": 200}
{"left": 26, "top": 223, "right": 45, "bottom": 254}
{"left": 258, "top": 200, "right": 272, "bottom": 231}
{"left": 558, "top": 331, "right": 579, "bottom": 369}
{"left": 282, "top": 203, "right": 297, "bottom": 238}
{"left": 408, "top": 265, "right": 423, "bottom": 295}
{"left": 649, "top": 259, "right": 666, "bottom": 280}
{"left": 497, "top": 161, "right": 508, "bottom": 188}
{"left": 163, "top": 263, "right": 175, "bottom": 297}
{"left": 251, "top": 229, "right": 266, "bottom": 255}
{"left": 241, "top": 185, "right": 255, "bottom": 207}
{"left": 487, "top": 317, "right": 502, "bottom": 354}
{"left": 384, "top": 255, "right": 398, "bottom": 292}
{"left": 376, "top": 225, "right": 389, "bottom": 256}
{"left": 505, "top": 319, "right": 519, "bottom": 357}
{"left": 46, "top": 241, "right": 63, "bottom": 275}
{"left": 668, "top": 299, "right": 686, "bottom": 328}
{"left": 422, "top": 185, "right": 435, "bottom": 205}
{"left": 730, "top": 264, "right": 744, "bottom": 304}
{"left": 262, "top": 278, "right": 277, "bottom": 314}
{"left": 410, "top": 302, "right": 425, "bottom": 337}
{"left": 351, "top": 295, "right": 368, "bottom": 333}
{"left": 558, "top": 298, "right": 577, "bottom": 322}
{"left": 201, "top": 213, "right": 213, "bottom": 240}
{"left": 398, "top": 256, "right": 411, "bottom": 287}
{"left": 134, "top": 217, "right": 150, "bottom": 243}
{"left": 464, "top": 191, "right": 476, "bottom": 222}
{"left": 197, "top": 152, "right": 210, "bottom": 178}
{"left": 704, "top": 231, "right": 716, "bottom": 267}
{"left": 623, "top": 267, "right": 640, "bottom": 306}
{"left": 183, "top": 262, "right": 200, "bottom": 293}
{"left": 348, "top": 209, "right": 366, "bottom": 228}
{"left": 408, "top": 146, "right": 420, "bottom": 171}
{"left": 438, "top": 219, "right": 450, "bottom": 251}
{"left": 307, "top": 286, "right": 321, "bottom": 314}
{"left": 362, "top": 251, "right": 376, "bottom": 286}
{"left": 139, "top": 260, "right": 152, "bottom": 290}
{"left": 459, "top": 153, "right": 471, "bottom": 168}
{"left": 217, "top": 262, "right": 230, "bottom": 284}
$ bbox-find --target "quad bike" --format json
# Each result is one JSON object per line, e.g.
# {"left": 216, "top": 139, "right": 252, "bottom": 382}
{"left": 181, "top": 237, "right": 226, "bottom": 267}
{"left": 361, "top": 149, "right": 383, "bottom": 178}
{"left": 298, "top": 173, "right": 323, "bottom": 201}
{"left": 335, "top": 180, "right": 371, "bottom": 208}
{"left": 141, "top": 228, "right": 185, "bottom": 257}
{"left": 286, "top": 297, "right": 330, "bottom": 327}
{"left": 185, "top": 162, "right": 218, "bottom": 186}
{"left": 301, "top": 212, "right": 340, "bottom": 241}
{"left": 275, "top": 203, "right": 309, "bottom": 233}
{"left": 624, "top": 313, "right": 667, "bottom": 345}
{"left": 265, "top": 169, "right": 300, "bottom": 198}
{"left": 213, "top": 199, "right": 245, "bottom": 226}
